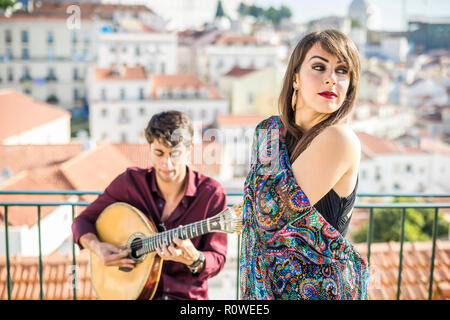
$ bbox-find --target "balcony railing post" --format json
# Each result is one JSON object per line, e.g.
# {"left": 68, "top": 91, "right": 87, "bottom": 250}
{"left": 396, "top": 207, "right": 407, "bottom": 300}
{"left": 4, "top": 206, "right": 12, "bottom": 300}
{"left": 37, "top": 205, "right": 44, "bottom": 300}
{"left": 71, "top": 205, "right": 77, "bottom": 300}
{"left": 367, "top": 207, "right": 374, "bottom": 265}
{"left": 428, "top": 207, "right": 439, "bottom": 300}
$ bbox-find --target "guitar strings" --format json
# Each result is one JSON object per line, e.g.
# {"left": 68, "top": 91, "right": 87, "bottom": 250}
{"left": 129, "top": 219, "right": 213, "bottom": 251}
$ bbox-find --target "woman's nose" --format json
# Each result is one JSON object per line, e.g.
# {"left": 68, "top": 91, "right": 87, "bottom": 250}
{"left": 324, "top": 71, "right": 337, "bottom": 85}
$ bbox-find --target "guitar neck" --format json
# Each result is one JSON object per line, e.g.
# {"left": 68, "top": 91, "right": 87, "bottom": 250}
{"left": 136, "top": 216, "right": 217, "bottom": 257}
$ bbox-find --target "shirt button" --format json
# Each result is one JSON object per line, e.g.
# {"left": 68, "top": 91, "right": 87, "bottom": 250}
{"left": 164, "top": 295, "right": 168, "bottom": 300}
{"left": 166, "top": 287, "right": 170, "bottom": 292}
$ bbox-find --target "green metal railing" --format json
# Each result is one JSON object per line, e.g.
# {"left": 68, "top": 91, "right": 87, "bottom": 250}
{"left": 1, "top": 190, "right": 449, "bottom": 300}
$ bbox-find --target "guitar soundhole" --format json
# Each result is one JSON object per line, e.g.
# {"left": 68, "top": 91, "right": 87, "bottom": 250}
{"left": 130, "top": 238, "right": 143, "bottom": 259}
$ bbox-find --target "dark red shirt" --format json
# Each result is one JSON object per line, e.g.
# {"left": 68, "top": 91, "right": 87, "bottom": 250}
{"left": 72, "top": 166, "right": 228, "bottom": 300}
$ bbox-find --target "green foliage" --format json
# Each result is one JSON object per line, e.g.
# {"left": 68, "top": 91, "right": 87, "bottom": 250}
{"left": 352, "top": 197, "right": 450, "bottom": 243}
{"left": 215, "top": 0, "right": 225, "bottom": 18}
{"left": 0, "top": 0, "right": 16, "bottom": 10}
{"left": 238, "top": 2, "right": 292, "bottom": 26}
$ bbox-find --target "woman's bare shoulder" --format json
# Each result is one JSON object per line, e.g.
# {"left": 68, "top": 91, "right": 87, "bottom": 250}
{"left": 317, "top": 124, "right": 360, "bottom": 154}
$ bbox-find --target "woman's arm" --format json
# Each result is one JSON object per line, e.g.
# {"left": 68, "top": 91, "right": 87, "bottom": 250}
{"left": 291, "top": 125, "right": 361, "bottom": 206}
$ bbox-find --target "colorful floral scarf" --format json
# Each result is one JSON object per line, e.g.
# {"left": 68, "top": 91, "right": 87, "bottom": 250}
{"left": 239, "top": 116, "right": 369, "bottom": 300}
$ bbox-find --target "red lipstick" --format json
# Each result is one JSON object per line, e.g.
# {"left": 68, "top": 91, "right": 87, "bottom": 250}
{"left": 318, "top": 91, "right": 338, "bottom": 99}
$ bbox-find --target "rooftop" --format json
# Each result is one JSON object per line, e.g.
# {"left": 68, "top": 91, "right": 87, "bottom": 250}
{"left": 0, "top": 90, "right": 71, "bottom": 143}
{"left": 1, "top": 240, "right": 448, "bottom": 300}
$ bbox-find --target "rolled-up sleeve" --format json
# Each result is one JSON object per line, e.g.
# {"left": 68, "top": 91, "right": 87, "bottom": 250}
{"left": 71, "top": 172, "right": 126, "bottom": 250}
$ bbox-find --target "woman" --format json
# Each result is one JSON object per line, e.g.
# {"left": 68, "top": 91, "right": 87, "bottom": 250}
{"left": 239, "top": 29, "right": 370, "bottom": 300}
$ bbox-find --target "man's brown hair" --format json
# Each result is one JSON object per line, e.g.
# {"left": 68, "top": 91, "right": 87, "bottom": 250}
{"left": 144, "top": 110, "right": 194, "bottom": 148}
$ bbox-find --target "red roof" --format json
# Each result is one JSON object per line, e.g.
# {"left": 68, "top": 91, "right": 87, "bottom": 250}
{"left": 0, "top": 90, "right": 70, "bottom": 142}
{"left": 0, "top": 250, "right": 95, "bottom": 300}
{"left": 149, "top": 74, "right": 221, "bottom": 99}
{"left": 224, "top": 66, "right": 257, "bottom": 78}
{"left": 354, "top": 240, "right": 450, "bottom": 300}
{"left": 94, "top": 65, "right": 147, "bottom": 81}
{"left": 216, "top": 34, "right": 258, "bottom": 45}
{"left": 1, "top": 240, "right": 448, "bottom": 300}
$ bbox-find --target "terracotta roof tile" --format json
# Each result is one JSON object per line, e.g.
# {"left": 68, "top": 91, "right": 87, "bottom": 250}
{"left": 0, "top": 89, "right": 71, "bottom": 142}
{"left": 149, "top": 74, "right": 221, "bottom": 99}
{"left": 224, "top": 66, "right": 257, "bottom": 77}
{"left": 355, "top": 240, "right": 450, "bottom": 300}
{"left": 216, "top": 34, "right": 258, "bottom": 45}
{"left": 0, "top": 250, "right": 96, "bottom": 300}
{"left": 94, "top": 65, "right": 147, "bottom": 81}
{"left": 0, "top": 1, "right": 154, "bottom": 21}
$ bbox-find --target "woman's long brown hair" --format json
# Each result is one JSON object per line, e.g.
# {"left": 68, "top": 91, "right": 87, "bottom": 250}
{"left": 279, "top": 29, "right": 361, "bottom": 163}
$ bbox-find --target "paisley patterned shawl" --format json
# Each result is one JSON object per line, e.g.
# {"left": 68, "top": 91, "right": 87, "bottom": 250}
{"left": 239, "top": 116, "right": 369, "bottom": 300}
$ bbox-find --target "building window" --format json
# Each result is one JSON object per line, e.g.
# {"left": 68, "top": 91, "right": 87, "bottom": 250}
{"left": 121, "top": 132, "right": 127, "bottom": 143}
{"left": 7, "top": 68, "right": 13, "bottom": 82}
{"left": 21, "top": 30, "right": 28, "bottom": 43}
{"left": 119, "top": 108, "right": 130, "bottom": 123}
{"left": 47, "top": 47, "right": 55, "bottom": 60}
{"left": 74, "top": 88, "right": 79, "bottom": 101}
{"left": 136, "top": 45, "right": 141, "bottom": 56}
{"left": 83, "top": 31, "right": 90, "bottom": 45}
{"left": 120, "top": 88, "right": 126, "bottom": 100}
{"left": 73, "top": 68, "right": 79, "bottom": 81}
{"left": 46, "top": 68, "right": 57, "bottom": 81}
{"left": 72, "top": 31, "right": 77, "bottom": 44}
{"left": 101, "top": 88, "right": 107, "bottom": 101}
{"left": 161, "top": 63, "right": 166, "bottom": 74}
{"left": 5, "top": 47, "right": 12, "bottom": 60}
{"left": 47, "top": 31, "right": 54, "bottom": 44}
{"left": 22, "top": 48, "right": 29, "bottom": 60}
{"left": 406, "top": 164, "right": 413, "bottom": 173}
{"left": 139, "top": 107, "right": 145, "bottom": 116}
{"left": 101, "top": 108, "right": 108, "bottom": 117}
{"left": 20, "top": 67, "right": 32, "bottom": 82}
{"left": 5, "top": 30, "right": 12, "bottom": 43}
{"left": 248, "top": 92, "right": 254, "bottom": 104}
{"left": 139, "top": 88, "right": 144, "bottom": 100}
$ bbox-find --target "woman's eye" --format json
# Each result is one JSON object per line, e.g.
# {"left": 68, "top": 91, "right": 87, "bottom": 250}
{"left": 312, "top": 64, "right": 324, "bottom": 71}
{"left": 336, "top": 67, "right": 348, "bottom": 74}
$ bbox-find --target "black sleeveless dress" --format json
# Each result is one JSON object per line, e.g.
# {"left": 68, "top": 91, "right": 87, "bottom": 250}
{"left": 313, "top": 176, "right": 359, "bottom": 237}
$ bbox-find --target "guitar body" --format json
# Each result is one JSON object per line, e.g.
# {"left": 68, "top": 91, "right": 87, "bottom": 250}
{"left": 90, "top": 202, "right": 162, "bottom": 300}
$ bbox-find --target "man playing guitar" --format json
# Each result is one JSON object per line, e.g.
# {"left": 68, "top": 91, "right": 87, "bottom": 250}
{"left": 72, "top": 111, "right": 228, "bottom": 300}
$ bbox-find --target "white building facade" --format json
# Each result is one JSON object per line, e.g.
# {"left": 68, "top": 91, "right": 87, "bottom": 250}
{"left": 201, "top": 37, "right": 285, "bottom": 84}
{"left": 97, "top": 32, "right": 178, "bottom": 74}
{"left": 0, "top": 16, "right": 95, "bottom": 110}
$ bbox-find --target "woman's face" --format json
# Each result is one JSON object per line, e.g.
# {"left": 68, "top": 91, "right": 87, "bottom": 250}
{"left": 293, "top": 42, "right": 351, "bottom": 115}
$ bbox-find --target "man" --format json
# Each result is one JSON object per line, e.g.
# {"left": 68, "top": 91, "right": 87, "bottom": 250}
{"left": 72, "top": 111, "right": 228, "bottom": 300}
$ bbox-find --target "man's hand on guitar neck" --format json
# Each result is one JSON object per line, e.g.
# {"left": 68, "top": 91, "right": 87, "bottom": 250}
{"left": 156, "top": 237, "right": 204, "bottom": 273}
{"left": 79, "top": 233, "right": 136, "bottom": 269}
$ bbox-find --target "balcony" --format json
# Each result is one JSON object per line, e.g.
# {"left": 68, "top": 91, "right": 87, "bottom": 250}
{"left": 0, "top": 190, "right": 449, "bottom": 300}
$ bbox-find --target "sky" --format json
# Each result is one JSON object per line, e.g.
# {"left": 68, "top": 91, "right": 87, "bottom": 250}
{"left": 255, "top": 0, "right": 450, "bottom": 31}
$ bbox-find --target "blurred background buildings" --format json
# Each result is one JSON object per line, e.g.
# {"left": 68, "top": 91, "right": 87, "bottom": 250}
{"left": 0, "top": 0, "right": 449, "bottom": 300}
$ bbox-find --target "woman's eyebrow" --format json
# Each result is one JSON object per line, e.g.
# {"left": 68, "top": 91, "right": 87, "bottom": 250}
{"left": 309, "top": 55, "right": 329, "bottom": 63}
{"left": 308, "top": 55, "right": 344, "bottom": 64}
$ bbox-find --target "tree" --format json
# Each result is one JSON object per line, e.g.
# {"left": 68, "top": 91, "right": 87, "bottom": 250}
{"left": 352, "top": 197, "right": 450, "bottom": 243}
{"left": 215, "top": 0, "right": 225, "bottom": 18}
